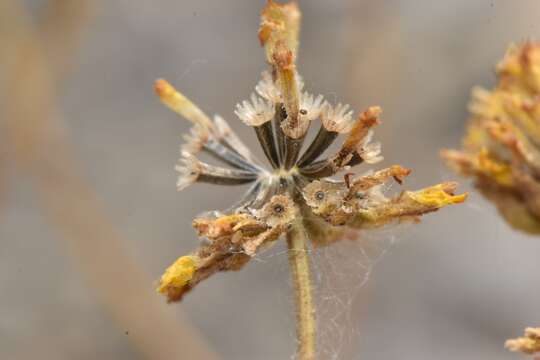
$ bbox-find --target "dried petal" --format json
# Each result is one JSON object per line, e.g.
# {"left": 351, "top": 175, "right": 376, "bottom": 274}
{"left": 299, "top": 92, "right": 324, "bottom": 122}
{"left": 193, "top": 213, "right": 265, "bottom": 239}
{"left": 255, "top": 70, "right": 282, "bottom": 103}
{"left": 357, "top": 138, "right": 383, "bottom": 164}
{"left": 157, "top": 255, "right": 199, "bottom": 299}
{"left": 406, "top": 182, "right": 468, "bottom": 208}
{"left": 235, "top": 93, "right": 275, "bottom": 126}
{"left": 351, "top": 182, "right": 466, "bottom": 228}
{"left": 154, "top": 79, "right": 214, "bottom": 130}
{"left": 335, "top": 106, "right": 381, "bottom": 167}
{"left": 175, "top": 152, "right": 258, "bottom": 191}
{"left": 347, "top": 165, "right": 411, "bottom": 195}
{"left": 320, "top": 102, "right": 355, "bottom": 133}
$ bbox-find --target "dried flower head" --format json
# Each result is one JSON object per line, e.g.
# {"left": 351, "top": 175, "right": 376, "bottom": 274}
{"left": 155, "top": 0, "right": 464, "bottom": 302}
{"left": 443, "top": 41, "right": 540, "bottom": 234}
{"left": 154, "top": 1, "right": 465, "bottom": 358}
{"left": 506, "top": 327, "right": 540, "bottom": 355}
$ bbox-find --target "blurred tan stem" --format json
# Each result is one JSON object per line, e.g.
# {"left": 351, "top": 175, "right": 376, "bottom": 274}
{"left": 287, "top": 221, "right": 316, "bottom": 360}
{"left": 39, "top": 0, "right": 94, "bottom": 80}
{"left": 0, "top": 1, "right": 217, "bottom": 359}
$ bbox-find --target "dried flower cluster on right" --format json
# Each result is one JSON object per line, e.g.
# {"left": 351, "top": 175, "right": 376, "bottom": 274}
{"left": 442, "top": 42, "right": 540, "bottom": 357}
{"left": 443, "top": 42, "right": 540, "bottom": 234}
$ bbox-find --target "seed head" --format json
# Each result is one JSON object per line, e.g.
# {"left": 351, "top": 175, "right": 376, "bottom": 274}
{"left": 156, "top": 0, "right": 466, "bottom": 302}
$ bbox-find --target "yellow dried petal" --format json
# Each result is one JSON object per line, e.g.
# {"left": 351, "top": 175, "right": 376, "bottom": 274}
{"left": 157, "top": 255, "right": 199, "bottom": 294}
{"left": 474, "top": 149, "right": 513, "bottom": 186}
{"left": 469, "top": 87, "right": 505, "bottom": 120}
{"left": 497, "top": 43, "right": 523, "bottom": 77}
{"left": 408, "top": 182, "right": 467, "bottom": 208}
{"left": 502, "top": 93, "right": 540, "bottom": 144}
{"left": 497, "top": 42, "right": 540, "bottom": 93}
{"left": 154, "top": 79, "right": 213, "bottom": 130}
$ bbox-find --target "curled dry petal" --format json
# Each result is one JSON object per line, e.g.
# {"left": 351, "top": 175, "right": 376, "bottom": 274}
{"left": 193, "top": 213, "right": 263, "bottom": 239}
{"left": 406, "top": 182, "right": 467, "bottom": 208}
{"left": 357, "top": 137, "right": 383, "bottom": 164}
{"left": 335, "top": 106, "right": 382, "bottom": 167}
{"left": 347, "top": 165, "right": 411, "bottom": 195}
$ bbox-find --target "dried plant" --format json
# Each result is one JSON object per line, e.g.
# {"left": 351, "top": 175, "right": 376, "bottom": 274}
{"left": 443, "top": 42, "right": 540, "bottom": 234}
{"left": 442, "top": 41, "right": 540, "bottom": 358}
{"left": 506, "top": 328, "right": 540, "bottom": 356}
{"left": 155, "top": 1, "right": 465, "bottom": 358}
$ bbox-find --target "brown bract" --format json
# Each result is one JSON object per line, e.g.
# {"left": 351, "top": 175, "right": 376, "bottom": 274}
{"left": 335, "top": 106, "right": 381, "bottom": 168}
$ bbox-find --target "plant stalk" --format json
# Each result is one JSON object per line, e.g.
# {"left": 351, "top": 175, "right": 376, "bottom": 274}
{"left": 287, "top": 220, "right": 316, "bottom": 360}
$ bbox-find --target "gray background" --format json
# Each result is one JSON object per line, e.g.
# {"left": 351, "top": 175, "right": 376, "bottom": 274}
{"left": 2, "top": 0, "right": 540, "bottom": 359}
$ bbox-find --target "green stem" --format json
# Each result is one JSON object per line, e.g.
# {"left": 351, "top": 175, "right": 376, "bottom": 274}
{"left": 287, "top": 220, "right": 316, "bottom": 360}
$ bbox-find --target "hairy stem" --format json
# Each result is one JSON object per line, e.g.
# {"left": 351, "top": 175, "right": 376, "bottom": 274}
{"left": 287, "top": 220, "right": 316, "bottom": 360}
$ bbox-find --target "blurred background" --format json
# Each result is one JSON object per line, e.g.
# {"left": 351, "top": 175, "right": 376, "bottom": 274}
{"left": 2, "top": 0, "right": 540, "bottom": 359}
